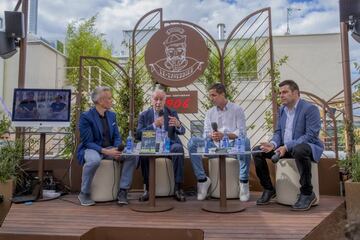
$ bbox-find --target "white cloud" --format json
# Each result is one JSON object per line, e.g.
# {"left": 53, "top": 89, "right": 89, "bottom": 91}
{"left": 0, "top": 1, "right": 342, "bottom": 43}
{"left": 1, "top": 0, "right": 358, "bottom": 65}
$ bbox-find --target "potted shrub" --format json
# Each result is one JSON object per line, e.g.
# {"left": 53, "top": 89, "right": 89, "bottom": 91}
{"left": 0, "top": 139, "right": 23, "bottom": 225}
{"left": 340, "top": 151, "right": 360, "bottom": 222}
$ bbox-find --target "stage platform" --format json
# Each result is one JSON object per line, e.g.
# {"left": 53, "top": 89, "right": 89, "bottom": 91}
{"left": 0, "top": 192, "right": 345, "bottom": 240}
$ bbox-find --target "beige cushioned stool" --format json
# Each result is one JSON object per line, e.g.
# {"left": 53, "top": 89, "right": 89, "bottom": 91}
{"left": 275, "top": 158, "right": 319, "bottom": 205}
{"left": 155, "top": 158, "right": 175, "bottom": 196}
{"left": 91, "top": 159, "right": 120, "bottom": 202}
{"left": 209, "top": 157, "right": 239, "bottom": 198}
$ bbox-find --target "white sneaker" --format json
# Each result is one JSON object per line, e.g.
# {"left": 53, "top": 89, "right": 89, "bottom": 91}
{"left": 239, "top": 182, "right": 250, "bottom": 202}
{"left": 197, "top": 177, "right": 211, "bottom": 200}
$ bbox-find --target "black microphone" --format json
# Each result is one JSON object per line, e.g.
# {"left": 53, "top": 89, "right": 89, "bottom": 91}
{"left": 271, "top": 152, "right": 280, "bottom": 163}
{"left": 118, "top": 143, "right": 125, "bottom": 152}
{"left": 158, "top": 109, "right": 164, "bottom": 117}
{"left": 211, "top": 122, "right": 218, "bottom": 132}
{"left": 167, "top": 110, "right": 175, "bottom": 140}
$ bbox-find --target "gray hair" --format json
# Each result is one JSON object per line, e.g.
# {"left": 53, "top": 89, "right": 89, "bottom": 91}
{"left": 91, "top": 86, "right": 111, "bottom": 104}
{"left": 151, "top": 88, "right": 166, "bottom": 100}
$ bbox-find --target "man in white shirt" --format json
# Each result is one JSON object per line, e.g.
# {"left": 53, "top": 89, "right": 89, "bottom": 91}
{"left": 188, "top": 83, "right": 251, "bottom": 201}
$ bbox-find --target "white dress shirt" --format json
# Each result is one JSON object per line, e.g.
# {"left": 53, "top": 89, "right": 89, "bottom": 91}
{"left": 203, "top": 101, "right": 246, "bottom": 138}
{"left": 283, "top": 99, "right": 300, "bottom": 148}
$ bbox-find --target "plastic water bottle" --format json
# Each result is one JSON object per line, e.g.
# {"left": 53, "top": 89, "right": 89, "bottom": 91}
{"left": 155, "top": 128, "right": 162, "bottom": 143}
{"left": 125, "top": 131, "right": 133, "bottom": 153}
{"left": 221, "top": 130, "right": 230, "bottom": 149}
{"left": 204, "top": 131, "right": 211, "bottom": 153}
{"left": 236, "top": 127, "right": 246, "bottom": 153}
{"left": 164, "top": 135, "right": 171, "bottom": 153}
{"left": 156, "top": 128, "right": 164, "bottom": 153}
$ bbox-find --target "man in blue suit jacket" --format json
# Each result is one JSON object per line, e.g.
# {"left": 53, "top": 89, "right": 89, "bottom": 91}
{"left": 136, "top": 88, "right": 186, "bottom": 202}
{"left": 252, "top": 80, "right": 324, "bottom": 211}
{"left": 77, "top": 86, "right": 137, "bottom": 206}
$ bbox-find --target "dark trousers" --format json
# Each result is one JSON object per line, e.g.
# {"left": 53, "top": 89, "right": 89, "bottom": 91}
{"left": 140, "top": 143, "right": 184, "bottom": 190}
{"left": 252, "top": 143, "right": 314, "bottom": 195}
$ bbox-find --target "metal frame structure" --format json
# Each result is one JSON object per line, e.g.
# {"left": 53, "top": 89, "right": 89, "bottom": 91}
{"left": 71, "top": 7, "right": 341, "bottom": 190}
{"left": 129, "top": 8, "right": 276, "bottom": 149}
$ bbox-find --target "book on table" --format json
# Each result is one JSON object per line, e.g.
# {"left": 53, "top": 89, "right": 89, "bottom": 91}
{"left": 140, "top": 130, "right": 156, "bottom": 153}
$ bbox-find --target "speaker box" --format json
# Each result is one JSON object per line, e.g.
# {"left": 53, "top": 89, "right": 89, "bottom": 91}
{"left": 340, "top": 0, "right": 360, "bottom": 22}
{"left": 5, "top": 11, "right": 25, "bottom": 38}
{"left": 0, "top": 31, "right": 17, "bottom": 59}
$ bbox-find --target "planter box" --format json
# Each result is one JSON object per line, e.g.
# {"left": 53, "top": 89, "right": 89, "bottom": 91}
{"left": 345, "top": 180, "right": 360, "bottom": 222}
{"left": 0, "top": 178, "right": 15, "bottom": 226}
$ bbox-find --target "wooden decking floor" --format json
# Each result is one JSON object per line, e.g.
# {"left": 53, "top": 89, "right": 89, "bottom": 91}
{"left": 0, "top": 192, "right": 344, "bottom": 240}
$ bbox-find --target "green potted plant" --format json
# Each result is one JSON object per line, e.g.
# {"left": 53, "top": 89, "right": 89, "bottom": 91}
{"left": 340, "top": 151, "right": 360, "bottom": 222}
{"left": 0, "top": 115, "right": 23, "bottom": 225}
{"left": 0, "top": 138, "right": 23, "bottom": 225}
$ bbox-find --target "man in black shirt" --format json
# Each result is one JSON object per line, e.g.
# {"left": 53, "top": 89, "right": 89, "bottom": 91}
{"left": 16, "top": 91, "right": 38, "bottom": 119}
{"left": 77, "top": 86, "right": 137, "bottom": 206}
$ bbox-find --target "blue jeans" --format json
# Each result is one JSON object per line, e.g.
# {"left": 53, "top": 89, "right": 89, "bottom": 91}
{"left": 187, "top": 137, "right": 251, "bottom": 182}
{"left": 81, "top": 149, "right": 138, "bottom": 194}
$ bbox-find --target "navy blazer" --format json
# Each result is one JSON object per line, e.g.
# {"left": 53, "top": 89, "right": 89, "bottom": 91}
{"left": 76, "top": 107, "right": 122, "bottom": 165}
{"left": 272, "top": 99, "right": 324, "bottom": 162}
{"left": 136, "top": 107, "right": 185, "bottom": 145}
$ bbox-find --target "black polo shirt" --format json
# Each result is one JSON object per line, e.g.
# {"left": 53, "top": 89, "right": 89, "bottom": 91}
{"left": 98, "top": 111, "right": 111, "bottom": 148}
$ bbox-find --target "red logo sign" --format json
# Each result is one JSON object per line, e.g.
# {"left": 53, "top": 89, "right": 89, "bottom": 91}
{"left": 165, "top": 91, "right": 198, "bottom": 113}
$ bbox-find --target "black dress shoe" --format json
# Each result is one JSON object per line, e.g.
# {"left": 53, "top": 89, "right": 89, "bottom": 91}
{"left": 256, "top": 189, "right": 276, "bottom": 205}
{"left": 291, "top": 192, "right": 317, "bottom": 211}
{"left": 174, "top": 189, "right": 186, "bottom": 202}
{"left": 139, "top": 191, "right": 149, "bottom": 202}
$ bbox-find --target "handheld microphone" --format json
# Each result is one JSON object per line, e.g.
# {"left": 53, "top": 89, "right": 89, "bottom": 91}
{"left": 118, "top": 143, "right": 125, "bottom": 152}
{"left": 167, "top": 110, "right": 175, "bottom": 140}
{"left": 271, "top": 152, "right": 280, "bottom": 163}
{"left": 211, "top": 122, "right": 218, "bottom": 132}
{"left": 158, "top": 109, "right": 164, "bottom": 117}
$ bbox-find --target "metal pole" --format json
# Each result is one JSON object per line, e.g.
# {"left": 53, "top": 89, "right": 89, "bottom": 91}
{"left": 18, "top": 0, "right": 28, "bottom": 88}
{"left": 268, "top": 8, "right": 278, "bottom": 131}
{"left": 340, "top": 22, "right": 355, "bottom": 155}
{"left": 70, "top": 56, "right": 85, "bottom": 191}
{"left": 15, "top": 0, "right": 28, "bottom": 145}
{"left": 219, "top": 155, "right": 227, "bottom": 208}
{"left": 38, "top": 133, "right": 46, "bottom": 199}
{"left": 286, "top": 8, "right": 290, "bottom": 35}
{"left": 220, "top": 57, "right": 225, "bottom": 84}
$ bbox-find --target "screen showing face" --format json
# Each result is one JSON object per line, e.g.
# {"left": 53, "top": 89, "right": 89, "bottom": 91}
{"left": 12, "top": 88, "right": 71, "bottom": 124}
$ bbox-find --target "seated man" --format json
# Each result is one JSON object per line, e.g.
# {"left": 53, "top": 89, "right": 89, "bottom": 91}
{"left": 50, "top": 95, "right": 68, "bottom": 120}
{"left": 252, "top": 80, "right": 324, "bottom": 211}
{"left": 188, "top": 83, "right": 251, "bottom": 201}
{"left": 16, "top": 91, "right": 38, "bottom": 119}
{"left": 77, "top": 86, "right": 137, "bottom": 206}
{"left": 136, "top": 87, "right": 186, "bottom": 202}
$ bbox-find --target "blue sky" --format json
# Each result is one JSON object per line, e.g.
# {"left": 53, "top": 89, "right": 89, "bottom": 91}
{"left": 0, "top": 0, "right": 359, "bottom": 75}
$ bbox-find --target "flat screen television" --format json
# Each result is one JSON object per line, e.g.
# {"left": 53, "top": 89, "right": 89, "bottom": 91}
{"left": 11, "top": 88, "right": 71, "bottom": 127}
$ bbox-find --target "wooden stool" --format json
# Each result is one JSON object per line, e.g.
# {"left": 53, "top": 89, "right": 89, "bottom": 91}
{"left": 275, "top": 158, "right": 320, "bottom": 205}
